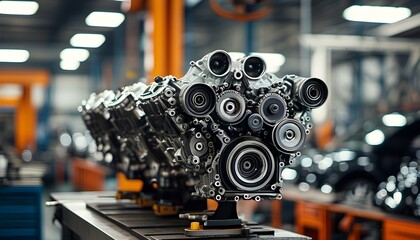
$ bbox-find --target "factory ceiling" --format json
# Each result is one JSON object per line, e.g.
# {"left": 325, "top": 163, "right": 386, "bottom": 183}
{"left": 0, "top": 0, "right": 418, "bottom": 74}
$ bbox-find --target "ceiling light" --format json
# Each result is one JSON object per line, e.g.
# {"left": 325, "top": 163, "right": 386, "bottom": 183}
{"left": 343, "top": 5, "right": 411, "bottom": 23}
{"left": 60, "top": 48, "right": 90, "bottom": 62}
{"left": 85, "top": 11, "right": 125, "bottom": 28}
{"left": 0, "top": 49, "right": 30, "bottom": 63}
{"left": 60, "top": 60, "right": 80, "bottom": 71}
{"left": 0, "top": 1, "right": 39, "bottom": 15}
{"left": 70, "top": 34, "right": 106, "bottom": 48}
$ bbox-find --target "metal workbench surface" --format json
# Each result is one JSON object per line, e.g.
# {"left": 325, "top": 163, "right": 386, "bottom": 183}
{"left": 50, "top": 191, "right": 311, "bottom": 240}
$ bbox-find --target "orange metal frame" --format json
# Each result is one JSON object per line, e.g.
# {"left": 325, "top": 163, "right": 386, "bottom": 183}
{"left": 0, "top": 98, "right": 19, "bottom": 107}
{"left": 146, "top": 0, "right": 184, "bottom": 81}
{"left": 0, "top": 69, "right": 49, "bottom": 153}
{"left": 210, "top": 0, "right": 272, "bottom": 22}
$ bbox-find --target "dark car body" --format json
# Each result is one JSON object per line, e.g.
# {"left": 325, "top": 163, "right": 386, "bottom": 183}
{"left": 284, "top": 111, "right": 420, "bottom": 204}
{"left": 375, "top": 159, "right": 420, "bottom": 217}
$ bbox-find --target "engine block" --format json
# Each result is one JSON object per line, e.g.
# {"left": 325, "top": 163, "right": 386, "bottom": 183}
{"left": 80, "top": 50, "right": 328, "bottom": 203}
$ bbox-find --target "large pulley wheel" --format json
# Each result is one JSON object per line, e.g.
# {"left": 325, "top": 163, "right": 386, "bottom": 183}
{"left": 216, "top": 90, "right": 246, "bottom": 124}
{"left": 296, "top": 78, "right": 328, "bottom": 108}
{"left": 258, "top": 93, "right": 287, "bottom": 125}
{"left": 220, "top": 137, "right": 275, "bottom": 191}
{"left": 179, "top": 83, "right": 216, "bottom": 117}
{"left": 272, "top": 119, "right": 306, "bottom": 153}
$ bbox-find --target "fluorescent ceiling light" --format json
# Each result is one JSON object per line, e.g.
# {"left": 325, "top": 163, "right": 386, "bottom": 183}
{"left": 60, "top": 60, "right": 80, "bottom": 71}
{"left": 0, "top": 85, "right": 22, "bottom": 98}
{"left": 60, "top": 48, "right": 90, "bottom": 62}
{"left": 251, "top": 52, "right": 286, "bottom": 73}
{"left": 0, "top": 49, "right": 30, "bottom": 63}
{"left": 0, "top": 1, "right": 39, "bottom": 15}
{"left": 343, "top": 5, "right": 411, "bottom": 23}
{"left": 70, "top": 33, "right": 106, "bottom": 48}
{"left": 86, "top": 11, "right": 125, "bottom": 28}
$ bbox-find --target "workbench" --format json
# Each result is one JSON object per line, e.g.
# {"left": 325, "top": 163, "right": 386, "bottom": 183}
{"left": 50, "top": 191, "right": 311, "bottom": 240}
{"left": 272, "top": 185, "right": 420, "bottom": 240}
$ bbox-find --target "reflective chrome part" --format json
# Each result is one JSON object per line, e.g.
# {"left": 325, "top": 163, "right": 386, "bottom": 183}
{"left": 179, "top": 83, "right": 216, "bottom": 117}
{"left": 258, "top": 93, "right": 287, "bottom": 125}
{"left": 216, "top": 90, "right": 246, "bottom": 124}
{"left": 247, "top": 113, "right": 264, "bottom": 132}
{"left": 180, "top": 50, "right": 232, "bottom": 86}
{"left": 222, "top": 138, "right": 275, "bottom": 191}
{"left": 283, "top": 75, "right": 328, "bottom": 109}
{"left": 207, "top": 50, "right": 232, "bottom": 77}
{"left": 273, "top": 119, "right": 306, "bottom": 153}
{"left": 296, "top": 77, "right": 328, "bottom": 108}
{"left": 242, "top": 55, "right": 266, "bottom": 80}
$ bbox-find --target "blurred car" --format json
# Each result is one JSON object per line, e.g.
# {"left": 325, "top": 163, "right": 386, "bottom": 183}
{"left": 375, "top": 159, "right": 420, "bottom": 217}
{"left": 283, "top": 111, "right": 420, "bottom": 206}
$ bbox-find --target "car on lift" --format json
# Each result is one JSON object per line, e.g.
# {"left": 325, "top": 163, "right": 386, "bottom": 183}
{"left": 283, "top": 111, "right": 420, "bottom": 206}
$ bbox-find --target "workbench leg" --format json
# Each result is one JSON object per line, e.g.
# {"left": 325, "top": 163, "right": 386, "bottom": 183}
{"left": 295, "top": 201, "right": 331, "bottom": 240}
{"left": 62, "top": 224, "right": 81, "bottom": 240}
{"left": 271, "top": 200, "right": 282, "bottom": 228}
{"left": 348, "top": 223, "right": 362, "bottom": 240}
{"left": 320, "top": 208, "right": 331, "bottom": 240}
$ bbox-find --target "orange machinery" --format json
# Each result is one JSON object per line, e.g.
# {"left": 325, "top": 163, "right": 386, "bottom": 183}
{"left": 0, "top": 69, "right": 49, "bottom": 153}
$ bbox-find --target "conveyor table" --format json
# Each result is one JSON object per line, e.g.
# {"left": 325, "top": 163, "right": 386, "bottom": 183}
{"left": 50, "top": 191, "right": 311, "bottom": 240}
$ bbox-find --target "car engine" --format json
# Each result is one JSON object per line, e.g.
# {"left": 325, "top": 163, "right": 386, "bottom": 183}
{"left": 79, "top": 49, "right": 328, "bottom": 205}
